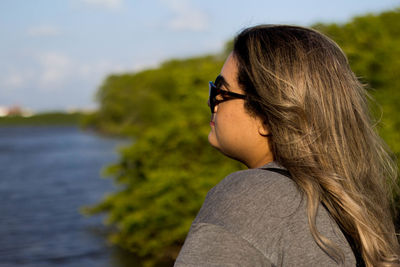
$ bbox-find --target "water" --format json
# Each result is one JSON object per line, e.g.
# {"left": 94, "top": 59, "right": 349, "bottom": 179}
{"left": 0, "top": 126, "right": 138, "bottom": 267}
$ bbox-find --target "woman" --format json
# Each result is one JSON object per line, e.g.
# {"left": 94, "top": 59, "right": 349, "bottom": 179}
{"left": 175, "top": 25, "right": 400, "bottom": 266}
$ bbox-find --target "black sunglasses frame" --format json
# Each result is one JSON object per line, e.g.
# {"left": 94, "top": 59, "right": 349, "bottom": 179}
{"left": 208, "top": 80, "right": 246, "bottom": 113}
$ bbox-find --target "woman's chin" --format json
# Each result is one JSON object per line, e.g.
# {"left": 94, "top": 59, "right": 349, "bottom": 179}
{"left": 208, "top": 132, "right": 218, "bottom": 148}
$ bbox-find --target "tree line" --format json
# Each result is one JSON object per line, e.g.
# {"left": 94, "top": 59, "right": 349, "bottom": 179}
{"left": 81, "top": 8, "right": 400, "bottom": 266}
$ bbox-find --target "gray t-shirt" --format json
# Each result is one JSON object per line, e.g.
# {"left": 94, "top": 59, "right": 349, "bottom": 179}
{"left": 175, "top": 162, "right": 356, "bottom": 266}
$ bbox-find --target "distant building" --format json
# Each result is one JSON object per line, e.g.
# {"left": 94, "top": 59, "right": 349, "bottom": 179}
{"left": 0, "top": 105, "right": 34, "bottom": 117}
{"left": 7, "top": 105, "right": 23, "bottom": 116}
{"left": 0, "top": 106, "right": 8, "bottom": 117}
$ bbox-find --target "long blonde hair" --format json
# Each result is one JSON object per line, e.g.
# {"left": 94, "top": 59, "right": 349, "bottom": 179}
{"left": 233, "top": 25, "right": 400, "bottom": 266}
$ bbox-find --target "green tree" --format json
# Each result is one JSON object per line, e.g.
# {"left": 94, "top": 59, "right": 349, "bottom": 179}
{"left": 313, "top": 8, "right": 400, "bottom": 160}
{"left": 82, "top": 8, "right": 400, "bottom": 266}
{"left": 82, "top": 55, "right": 243, "bottom": 266}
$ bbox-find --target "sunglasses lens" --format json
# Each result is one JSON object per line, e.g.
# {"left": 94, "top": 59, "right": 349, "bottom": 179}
{"left": 209, "top": 82, "right": 215, "bottom": 113}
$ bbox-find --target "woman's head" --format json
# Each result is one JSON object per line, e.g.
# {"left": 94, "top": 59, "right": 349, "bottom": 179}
{"left": 208, "top": 52, "right": 273, "bottom": 168}
{"left": 232, "top": 25, "right": 364, "bottom": 167}
{"left": 227, "top": 25, "right": 400, "bottom": 266}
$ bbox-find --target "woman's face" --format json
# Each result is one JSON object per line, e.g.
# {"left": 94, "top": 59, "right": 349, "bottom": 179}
{"left": 208, "top": 53, "right": 273, "bottom": 168}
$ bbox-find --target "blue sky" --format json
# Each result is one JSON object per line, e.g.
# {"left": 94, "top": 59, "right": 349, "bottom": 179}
{"left": 1, "top": 0, "right": 399, "bottom": 112}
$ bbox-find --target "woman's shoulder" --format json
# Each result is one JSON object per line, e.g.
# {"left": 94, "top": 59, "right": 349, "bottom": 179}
{"left": 209, "top": 162, "right": 301, "bottom": 208}
{"left": 193, "top": 162, "right": 304, "bottom": 225}
{"left": 190, "top": 162, "right": 356, "bottom": 266}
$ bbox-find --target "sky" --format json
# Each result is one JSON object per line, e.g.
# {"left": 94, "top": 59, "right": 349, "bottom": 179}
{"left": 1, "top": 0, "right": 399, "bottom": 112}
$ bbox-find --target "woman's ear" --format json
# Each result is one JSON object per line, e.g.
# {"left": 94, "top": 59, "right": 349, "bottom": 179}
{"left": 257, "top": 120, "right": 271, "bottom": 137}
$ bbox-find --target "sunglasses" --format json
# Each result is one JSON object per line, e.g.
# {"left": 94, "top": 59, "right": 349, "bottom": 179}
{"left": 208, "top": 75, "right": 246, "bottom": 113}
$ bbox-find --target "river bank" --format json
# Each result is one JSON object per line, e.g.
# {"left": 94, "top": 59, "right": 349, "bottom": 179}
{"left": 0, "top": 125, "right": 140, "bottom": 266}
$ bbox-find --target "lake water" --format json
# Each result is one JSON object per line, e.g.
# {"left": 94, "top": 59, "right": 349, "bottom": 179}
{"left": 0, "top": 126, "right": 139, "bottom": 267}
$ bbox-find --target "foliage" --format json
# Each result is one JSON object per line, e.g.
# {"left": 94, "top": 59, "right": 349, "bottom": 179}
{"left": 313, "top": 8, "right": 400, "bottom": 161}
{"left": 82, "top": 8, "right": 400, "bottom": 266}
{"left": 81, "top": 55, "right": 243, "bottom": 266}
{"left": 0, "top": 111, "right": 85, "bottom": 125}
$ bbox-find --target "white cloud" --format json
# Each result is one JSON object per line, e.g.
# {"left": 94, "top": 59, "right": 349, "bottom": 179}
{"left": 0, "top": 51, "right": 136, "bottom": 99}
{"left": 77, "top": 61, "right": 127, "bottom": 81}
{"left": 0, "top": 53, "right": 72, "bottom": 92}
{"left": 36, "top": 52, "right": 135, "bottom": 90}
{"left": 0, "top": 70, "right": 35, "bottom": 91}
{"left": 2, "top": 73, "right": 25, "bottom": 88}
{"left": 27, "top": 25, "right": 61, "bottom": 37}
{"left": 0, "top": 50, "right": 139, "bottom": 112}
{"left": 37, "top": 52, "right": 72, "bottom": 89}
{"left": 81, "top": 0, "right": 123, "bottom": 9}
{"left": 162, "top": 0, "right": 209, "bottom": 31}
